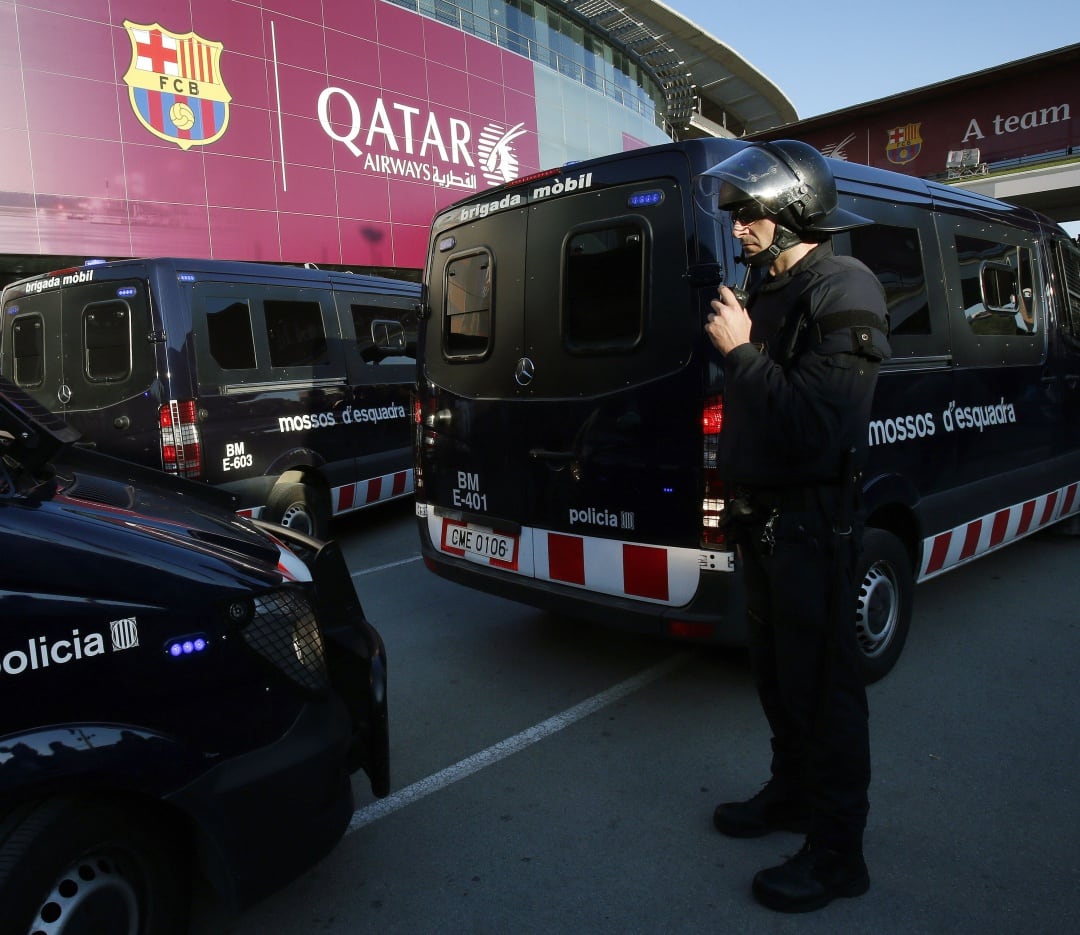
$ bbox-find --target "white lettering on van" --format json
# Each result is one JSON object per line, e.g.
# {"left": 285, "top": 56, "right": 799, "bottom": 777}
{"left": 941, "top": 397, "right": 1016, "bottom": 433}
{"left": 457, "top": 192, "right": 524, "bottom": 222}
{"left": 531, "top": 172, "right": 593, "bottom": 201}
{"left": 222, "top": 441, "right": 253, "bottom": 472}
{"left": 870, "top": 398, "right": 1017, "bottom": 446}
{"left": 868, "top": 411, "right": 936, "bottom": 447}
{"left": 277, "top": 412, "right": 338, "bottom": 433}
{"left": 451, "top": 471, "right": 488, "bottom": 511}
{"left": 568, "top": 506, "right": 634, "bottom": 530}
{"left": 275, "top": 407, "right": 406, "bottom": 434}
{"left": 22, "top": 269, "right": 96, "bottom": 295}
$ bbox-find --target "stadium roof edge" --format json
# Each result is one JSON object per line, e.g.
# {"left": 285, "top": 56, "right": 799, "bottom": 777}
{"left": 606, "top": 0, "right": 798, "bottom": 135}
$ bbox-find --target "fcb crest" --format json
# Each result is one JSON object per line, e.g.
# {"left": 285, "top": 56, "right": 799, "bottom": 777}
{"left": 886, "top": 123, "right": 923, "bottom": 165}
{"left": 122, "top": 20, "right": 231, "bottom": 151}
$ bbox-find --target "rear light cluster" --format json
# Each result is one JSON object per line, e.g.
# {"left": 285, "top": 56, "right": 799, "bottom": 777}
{"left": 159, "top": 399, "right": 203, "bottom": 479}
{"left": 701, "top": 394, "right": 728, "bottom": 547}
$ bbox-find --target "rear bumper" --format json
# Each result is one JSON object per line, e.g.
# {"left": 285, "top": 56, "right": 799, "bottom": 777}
{"left": 418, "top": 519, "right": 747, "bottom": 645}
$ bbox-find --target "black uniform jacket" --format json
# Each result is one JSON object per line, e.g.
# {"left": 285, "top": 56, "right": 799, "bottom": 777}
{"left": 717, "top": 241, "right": 890, "bottom": 488}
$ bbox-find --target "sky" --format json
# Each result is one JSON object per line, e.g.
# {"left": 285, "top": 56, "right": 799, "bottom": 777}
{"left": 665, "top": 0, "right": 1078, "bottom": 121}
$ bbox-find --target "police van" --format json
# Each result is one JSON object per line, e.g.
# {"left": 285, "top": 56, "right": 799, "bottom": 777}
{"left": 415, "top": 138, "right": 1080, "bottom": 683}
{"left": 1, "top": 257, "right": 420, "bottom": 538}
{"left": 0, "top": 376, "right": 389, "bottom": 931}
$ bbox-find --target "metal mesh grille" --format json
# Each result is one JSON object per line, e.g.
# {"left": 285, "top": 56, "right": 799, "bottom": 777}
{"left": 242, "top": 589, "right": 328, "bottom": 694}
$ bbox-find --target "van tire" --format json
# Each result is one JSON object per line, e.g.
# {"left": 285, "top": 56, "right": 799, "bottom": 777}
{"left": 0, "top": 796, "right": 189, "bottom": 935}
{"left": 265, "top": 474, "right": 330, "bottom": 540}
{"left": 853, "top": 527, "right": 913, "bottom": 684}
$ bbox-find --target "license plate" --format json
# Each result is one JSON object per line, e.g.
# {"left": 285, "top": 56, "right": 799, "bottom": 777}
{"left": 442, "top": 519, "right": 518, "bottom": 567}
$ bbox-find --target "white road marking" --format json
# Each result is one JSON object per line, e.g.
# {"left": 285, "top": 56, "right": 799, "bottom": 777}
{"left": 351, "top": 554, "right": 423, "bottom": 577}
{"left": 346, "top": 650, "right": 693, "bottom": 833}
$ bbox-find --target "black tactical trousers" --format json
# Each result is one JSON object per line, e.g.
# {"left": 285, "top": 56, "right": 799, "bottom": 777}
{"left": 737, "top": 491, "right": 871, "bottom": 854}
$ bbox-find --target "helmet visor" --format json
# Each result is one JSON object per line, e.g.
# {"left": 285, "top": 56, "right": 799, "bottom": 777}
{"left": 695, "top": 146, "right": 806, "bottom": 216}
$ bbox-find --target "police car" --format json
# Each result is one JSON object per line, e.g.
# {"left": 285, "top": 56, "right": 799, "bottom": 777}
{"left": 0, "top": 378, "right": 389, "bottom": 932}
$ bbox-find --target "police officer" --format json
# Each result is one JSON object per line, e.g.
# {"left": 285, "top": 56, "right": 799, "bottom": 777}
{"left": 699, "top": 140, "right": 890, "bottom": 913}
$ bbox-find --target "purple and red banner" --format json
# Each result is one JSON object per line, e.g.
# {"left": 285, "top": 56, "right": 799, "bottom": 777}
{"left": 0, "top": 1, "right": 544, "bottom": 269}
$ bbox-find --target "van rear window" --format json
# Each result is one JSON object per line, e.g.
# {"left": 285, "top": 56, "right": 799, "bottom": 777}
{"left": 564, "top": 224, "right": 644, "bottom": 353}
{"left": 11, "top": 315, "right": 44, "bottom": 387}
{"left": 444, "top": 251, "right": 491, "bottom": 359}
{"left": 83, "top": 302, "right": 132, "bottom": 382}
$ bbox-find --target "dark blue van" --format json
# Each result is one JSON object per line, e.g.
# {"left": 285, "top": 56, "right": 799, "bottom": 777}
{"left": 0, "top": 376, "right": 389, "bottom": 932}
{"left": 415, "top": 139, "right": 1080, "bottom": 683}
{"left": 1, "top": 258, "right": 420, "bottom": 538}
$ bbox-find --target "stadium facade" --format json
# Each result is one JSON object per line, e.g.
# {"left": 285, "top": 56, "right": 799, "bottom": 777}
{"left": 0, "top": 0, "right": 794, "bottom": 285}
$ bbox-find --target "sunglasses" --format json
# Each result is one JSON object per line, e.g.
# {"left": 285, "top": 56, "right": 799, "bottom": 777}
{"left": 729, "top": 202, "right": 770, "bottom": 225}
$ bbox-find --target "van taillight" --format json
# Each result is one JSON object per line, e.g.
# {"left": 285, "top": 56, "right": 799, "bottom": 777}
{"left": 159, "top": 399, "right": 203, "bottom": 479}
{"left": 702, "top": 394, "right": 727, "bottom": 547}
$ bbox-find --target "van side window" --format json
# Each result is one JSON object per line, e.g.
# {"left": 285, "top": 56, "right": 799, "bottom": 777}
{"left": 11, "top": 315, "right": 44, "bottom": 387}
{"left": 564, "top": 223, "right": 644, "bottom": 352}
{"left": 351, "top": 305, "right": 410, "bottom": 365}
{"left": 206, "top": 298, "right": 257, "bottom": 370}
{"left": 848, "top": 224, "right": 929, "bottom": 336}
{"left": 83, "top": 302, "right": 131, "bottom": 383}
{"left": 956, "top": 236, "right": 1038, "bottom": 337}
{"left": 444, "top": 252, "right": 491, "bottom": 359}
{"left": 1056, "top": 240, "right": 1080, "bottom": 337}
{"left": 265, "top": 299, "right": 329, "bottom": 367}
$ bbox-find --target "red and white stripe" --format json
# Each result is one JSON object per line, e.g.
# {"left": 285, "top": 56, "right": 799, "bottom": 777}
{"left": 332, "top": 469, "right": 413, "bottom": 516}
{"left": 919, "top": 481, "right": 1080, "bottom": 580}
{"left": 235, "top": 469, "right": 414, "bottom": 522}
{"left": 423, "top": 506, "right": 722, "bottom": 606}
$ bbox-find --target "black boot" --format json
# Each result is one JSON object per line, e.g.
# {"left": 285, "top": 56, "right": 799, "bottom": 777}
{"left": 752, "top": 841, "right": 869, "bottom": 912}
{"left": 712, "top": 781, "right": 811, "bottom": 838}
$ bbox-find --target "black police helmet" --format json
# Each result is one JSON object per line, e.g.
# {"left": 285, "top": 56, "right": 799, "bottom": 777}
{"left": 697, "top": 140, "right": 872, "bottom": 237}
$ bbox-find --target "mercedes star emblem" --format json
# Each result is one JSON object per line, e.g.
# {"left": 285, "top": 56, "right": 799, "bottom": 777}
{"left": 514, "top": 357, "right": 535, "bottom": 386}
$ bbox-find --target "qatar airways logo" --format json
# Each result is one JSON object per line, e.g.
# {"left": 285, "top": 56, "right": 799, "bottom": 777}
{"left": 318, "top": 87, "right": 527, "bottom": 191}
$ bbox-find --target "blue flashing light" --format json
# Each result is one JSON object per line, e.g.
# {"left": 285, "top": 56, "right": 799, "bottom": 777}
{"left": 628, "top": 190, "right": 664, "bottom": 208}
{"left": 116, "top": 286, "right": 136, "bottom": 298}
{"left": 177, "top": 272, "right": 196, "bottom": 283}
{"left": 6, "top": 305, "right": 17, "bottom": 315}
{"left": 165, "top": 634, "right": 210, "bottom": 658}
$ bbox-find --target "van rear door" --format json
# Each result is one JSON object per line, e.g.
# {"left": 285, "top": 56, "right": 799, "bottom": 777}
{"left": 2, "top": 271, "right": 159, "bottom": 458}
{"left": 420, "top": 151, "right": 709, "bottom": 602}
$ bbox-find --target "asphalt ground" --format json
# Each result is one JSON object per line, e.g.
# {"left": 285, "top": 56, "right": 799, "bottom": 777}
{"left": 193, "top": 500, "right": 1080, "bottom": 934}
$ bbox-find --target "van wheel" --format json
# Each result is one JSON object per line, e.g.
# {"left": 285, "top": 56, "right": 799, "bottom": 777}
{"left": 0, "top": 797, "right": 189, "bottom": 935}
{"left": 265, "top": 475, "right": 330, "bottom": 540}
{"left": 853, "top": 528, "right": 913, "bottom": 684}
